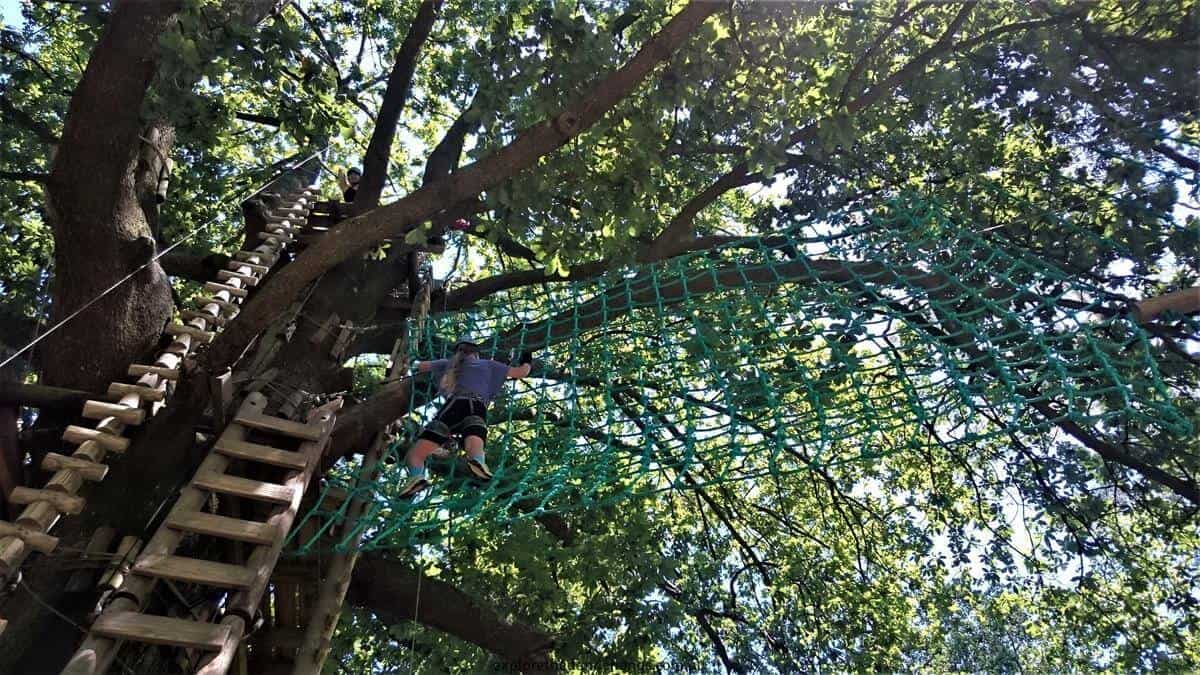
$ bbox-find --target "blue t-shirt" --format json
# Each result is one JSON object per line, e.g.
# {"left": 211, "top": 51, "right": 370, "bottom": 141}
{"left": 428, "top": 357, "right": 511, "bottom": 403}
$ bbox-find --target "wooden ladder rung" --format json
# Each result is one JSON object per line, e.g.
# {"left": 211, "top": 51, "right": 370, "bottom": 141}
{"left": 42, "top": 452, "right": 108, "bottom": 482}
{"left": 107, "top": 382, "right": 166, "bottom": 402}
{"left": 234, "top": 251, "right": 277, "bottom": 266}
{"left": 63, "top": 425, "right": 130, "bottom": 453}
{"left": 134, "top": 554, "right": 256, "bottom": 589}
{"left": 192, "top": 472, "right": 295, "bottom": 504}
{"left": 214, "top": 437, "right": 307, "bottom": 470}
{"left": 83, "top": 400, "right": 145, "bottom": 425}
{"left": 91, "top": 612, "right": 233, "bottom": 651}
{"left": 216, "top": 270, "right": 259, "bottom": 286}
{"left": 166, "top": 323, "right": 216, "bottom": 343}
{"left": 203, "top": 282, "right": 249, "bottom": 298}
{"left": 228, "top": 260, "right": 269, "bottom": 274}
{"left": 128, "top": 364, "right": 180, "bottom": 381}
{"left": 180, "top": 309, "right": 227, "bottom": 326}
{"left": 166, "top": 511, "right": 276, "bottom": 546}
{"left": 233, "top": 410, "right": 325, "bottom": 442}
{"left": 9, "top": 487, "right": 84, "bottom": 514}
{"left": 197, "top": 296, "right": 242, "bottom": 313}
{"left": 0, "top": 520, "right": 59, "bottom": 554}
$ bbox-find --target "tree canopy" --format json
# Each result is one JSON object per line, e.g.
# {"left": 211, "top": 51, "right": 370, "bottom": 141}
{"left": 0, "top": 0, "right": 1197, "bottom": 673}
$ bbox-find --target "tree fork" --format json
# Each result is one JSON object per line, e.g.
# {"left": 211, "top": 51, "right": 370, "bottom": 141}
{"left": 200, "top": 0, "right": 724, "bottom": 374}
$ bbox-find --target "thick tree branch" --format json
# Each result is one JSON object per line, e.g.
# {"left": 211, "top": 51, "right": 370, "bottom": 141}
{"left": 837, "top": 0, "right": 938, "bottom": 109}
{"left": 202, "top": 1, "right": 723, "bottom": 373}
{"left": 498, "top": 254, "right": 1200, "bottom": 504}
{"left": 642, "top": 2, "right": 1071, "bottom": 255}
{"left": 235, "top": 110, "right": 282, "bottom": 126}
{"left": 441, "top": 234, "right": 743, "bottom": 311}
{"left": 0, "top": 96, "right": 58, "bottom": 145}
{"left": 0, "top": 382, "right": 94, "bottom": 410}
{"left": 353, "top": 0, "right": 442, "bottom": 212}
{"left": 347, "top": 555, "right": 558, "bottom": 672}
{"left": 0, "top": 170, "right": 49, "bottom": 183}
{"left": 158, "top": 250, "right": 232, "bottom": 282}
{"left": 847, "top": 1, "right": 975, "bottom": 115}
{"left": 1133, "top": 287, "right": 1200, "bottom": 323}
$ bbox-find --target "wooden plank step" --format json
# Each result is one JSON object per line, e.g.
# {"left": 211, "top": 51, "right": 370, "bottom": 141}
{"left": 234, "top": 250, "right": 277, "bottom": 266}
{"left": 134, "top": 554, "right": 255, "bottom": 589}
{"left": 180, "top": 308, "right": 227, "bottom": 326}
{"left": 42, "top": 452, "right": 108, "bottom": 482}
{"left": 107, "top": 382, "right": 166, "bottom": 402}
{"left": 63, "top": 425, "right": 130, "bottom": 453}
{"left": 214, "top": 437, "right": 307, "bottom": 470}
{"left": 166, "top": 511, "right": 277, "bottom": 546}
{"left": 9, "top": 487, "right": 84, "bottom": 514}
{"left": 228, "top": 260, "right": 269, "bottom": 274}
{"left": 234, "top": 410, "right": 324, "bottom": 441}
{"left": 203, "top": 281, "right": 248, "bottom": 298}
{"left": 0, "top": 520, "right": 58, "bottom": 554}
{"left": 258, "top": 231, "right": 295, "bottom": 243}
{"left": 217, "top": 269, "right": 260, "bottom": 286}
{"left": 192, "top": 472, "right": 295, "bottom": 504}
{"left": 197, "top": 295, "right": 242, "bottom": 311}
{"left": 166, "top": 323, "right": 216, "bottom": 343}
{"left": 83, "top": 400, "right": 145, "bottom": 425}
{"left": 91, "top": 612, "right": 233, "bottom": 651}
{"left": 128, "top": 363, "right": 180, "bottom": 381}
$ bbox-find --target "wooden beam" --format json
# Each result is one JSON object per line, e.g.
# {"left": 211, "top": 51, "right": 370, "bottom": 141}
{"left": 41, "top": 452, "right": 108, "bottom": 482}
{"left": 62, "top": 425, "right": 130, "bottom": 453}
{"left": 0, "top": 382, "right": 93, "bottom": 410}
{"left": 0, "top": 520, "right": 58, "bottom": 554}
{"left": 9, "top": 487, "right": 84, "bottom": 515}
{"left": 1134, "top": 287, "right": 1200, "bottom": 323}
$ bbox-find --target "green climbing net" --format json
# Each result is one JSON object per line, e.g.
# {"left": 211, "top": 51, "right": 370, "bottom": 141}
{"left": 289, "top": 182, "right": 1193, "bottom": 554}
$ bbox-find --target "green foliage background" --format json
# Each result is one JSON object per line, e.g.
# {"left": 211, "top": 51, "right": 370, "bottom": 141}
{"left": 2, "top": 0, "right": 1197, "bottom": 672}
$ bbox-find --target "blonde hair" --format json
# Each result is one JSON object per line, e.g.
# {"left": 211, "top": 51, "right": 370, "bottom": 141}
{"left": 439, "top": 349, "right": 470, "bottom": 395}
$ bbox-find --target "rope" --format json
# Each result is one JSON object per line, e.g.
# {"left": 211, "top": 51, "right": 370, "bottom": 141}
{"left": 291, "top": 180, "right": 1196, "bottom": 554}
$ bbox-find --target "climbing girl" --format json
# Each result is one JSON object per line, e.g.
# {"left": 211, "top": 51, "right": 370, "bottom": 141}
{"left": 399, "top": 339, "right": 533, "bottom": 498}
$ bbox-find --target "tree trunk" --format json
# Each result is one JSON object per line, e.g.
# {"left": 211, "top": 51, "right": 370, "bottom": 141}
{"left": 42, "top": 0, "right": 183, "bottom": 392}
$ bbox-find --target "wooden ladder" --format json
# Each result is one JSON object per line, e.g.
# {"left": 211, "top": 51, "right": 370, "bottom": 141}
{"left": 62, "top": 393, "right": 341, "bottom": 675}
{"left": 0, "top": 185, "right": 317, "bottom": 591}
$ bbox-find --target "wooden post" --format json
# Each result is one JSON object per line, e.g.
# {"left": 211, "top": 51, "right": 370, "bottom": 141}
{"left": 289, "top": 433, "right": 388, "bottom": 675}
{"left": 1133, "top": 286, "right": 1200, "bottom": 323}
{"left": 292, "top": 293, "right": 420, "bottom": 674}
{"left": 65, "top": 526, "right": 117, "bottom": 593}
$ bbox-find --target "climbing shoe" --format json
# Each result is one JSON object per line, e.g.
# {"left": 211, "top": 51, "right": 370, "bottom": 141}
{"left": 398, "top": 476, "right": 430, "bottom": 499}
{"left": 466, "top": 457, "right": 493, "bottom": 481}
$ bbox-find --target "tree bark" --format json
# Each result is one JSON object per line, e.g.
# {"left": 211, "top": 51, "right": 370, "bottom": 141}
{"left": 347, "top": 555, "right": 558, "bottom": 672}
{"left": 352, "top": 0, "right": 443, "bottom": 212}
{"left": 0, "top": 382, "right": 95, "bottom": 410}
{"left": 42, "top": 0, "right": 183, "bottom": 391}
{"left": 159, "top": 250, "right": 233, "bottom": 283}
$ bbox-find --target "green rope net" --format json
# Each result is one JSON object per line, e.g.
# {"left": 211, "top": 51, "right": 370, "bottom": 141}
{"left": 289, "top": 185, "right": 1193, "bottom": 554}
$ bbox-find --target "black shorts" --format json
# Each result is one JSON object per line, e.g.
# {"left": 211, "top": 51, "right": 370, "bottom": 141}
{"left": 418, "top": 397, "right": 488, "bottom": 444}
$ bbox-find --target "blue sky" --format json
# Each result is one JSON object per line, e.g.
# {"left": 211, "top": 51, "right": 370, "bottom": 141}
{"left": 0, "top": 0, "right": 22, "bottom": 28}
